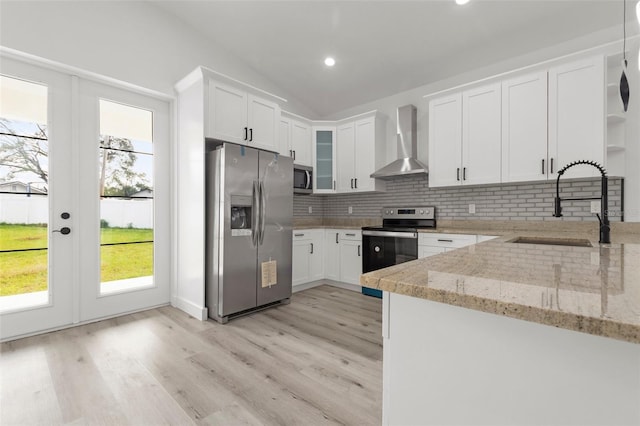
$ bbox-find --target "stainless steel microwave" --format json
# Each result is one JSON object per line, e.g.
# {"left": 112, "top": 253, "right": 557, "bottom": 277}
{"left": 293, "top": 165, "right": 313, "bottom": 194}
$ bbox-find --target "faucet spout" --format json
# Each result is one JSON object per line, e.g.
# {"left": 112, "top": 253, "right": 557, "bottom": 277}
{"left": 553, "top": 160, "right": 610, "bottom": 244}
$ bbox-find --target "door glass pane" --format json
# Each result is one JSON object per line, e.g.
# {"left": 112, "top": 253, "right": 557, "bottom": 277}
{"left": 0, "top": 75, "right": 49, "bottom": 311}
{"left": 98, "top": 100, "right": 154, "bottom": 295}
{"left": 316, "top": 130, "right": 333, "bottom": 190}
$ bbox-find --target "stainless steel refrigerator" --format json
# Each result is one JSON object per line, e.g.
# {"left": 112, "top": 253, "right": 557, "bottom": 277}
{"left": 206, "top": 141, "right": 293, "bottom": 323}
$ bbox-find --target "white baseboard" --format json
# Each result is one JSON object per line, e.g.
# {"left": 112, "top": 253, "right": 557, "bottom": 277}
{"left": 172, "top": 296, "right": 208, "bottom": 320}
{"left": 292, "top": 280, "right": 325, "bottom": 293}
{"left": 323, "top": 280, "right": 362, "bottom": 293}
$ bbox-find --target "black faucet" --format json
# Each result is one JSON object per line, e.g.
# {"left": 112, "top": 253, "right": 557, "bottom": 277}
{"left": 553, "top": 160, "right": 610, "bottom": 244}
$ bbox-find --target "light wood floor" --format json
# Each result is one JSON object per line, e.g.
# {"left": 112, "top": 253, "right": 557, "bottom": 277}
{"left": 0, "top": 285, "right": 382, "bottom": 425}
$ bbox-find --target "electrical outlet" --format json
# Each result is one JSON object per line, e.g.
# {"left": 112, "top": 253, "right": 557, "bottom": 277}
{"left": 469, "top": 204, "right": 476, "bottom": 214}
{"left": 308, "top": 206, "right": 313, "bottom": 214}
{"left": 348, "top": 206, "right": 353, "bottom": 215}
{"left": 590, "top": 201, "right": 601, "bottom": 214}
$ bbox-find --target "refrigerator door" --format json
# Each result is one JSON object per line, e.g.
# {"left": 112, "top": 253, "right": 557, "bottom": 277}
{"left": 256, "top": 151, "right": 293, "bottom": 306}
{"left": 219, "top": 143, "right": 260, "bottom": 316}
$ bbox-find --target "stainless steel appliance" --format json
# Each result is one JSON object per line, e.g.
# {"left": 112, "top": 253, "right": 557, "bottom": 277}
{"left": 293, "top": 164, "right": 313, "bottom": 194}
{"left": 362, "top": 206, "right": 436, "bottom": 298}
{"left": 370, "top": 105, "right": 428, "bottom": 179}
{"left": 206, "top": 141, "right": 293, "bottom": 323}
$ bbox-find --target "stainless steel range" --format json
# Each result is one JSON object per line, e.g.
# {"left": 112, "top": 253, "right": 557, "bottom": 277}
{"left": 361, "top": 206, "right": 436, "bottom": 298}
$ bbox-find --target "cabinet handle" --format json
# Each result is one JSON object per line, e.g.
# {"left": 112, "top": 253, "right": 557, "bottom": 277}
{"left": 358, "top": 245, "right": 361, "bottom": 257}
{"left": 333, "top": 180, "right": 335, "bottom": 190}
{"left": 293, "top": 150, "right": 296, "bottom": 160}
{"left": 350, "top": 178, "right": 354, "bottom": 189}
{"left": 289, "top": 150, "right": 292, "bottom": 157}
{"left": 541, "top": 159, "right": 545, "bottom": 175}
{"left": 346, "top": 233, "right": 356, "bottom": 236}
{"left": 249, "top": 128, "right": 253, "bottom": 142}
{"left": 244, "top": 127, "right": 248, "bottom": 141}
{"left": 336, "top": 233, "right": 339, "bottom": 244}
{"left": 310, "top": 243, "right": 314, "bottom": 254}
{"left": 294, "top": 233, "right": 304, "bottom": 237}
{"left": 456, "top": 168, "right": 460, "bottom": 181}
{"left": 437, "top": 239, "right": 453, "bottom": 242}
{"left": 463, "top": 167, "right": 467, "bottom": 181}
{"left": 550, "top": 158, "right": 554, "bottom": 174}
{"left": 354, "top": 178, "right": 357, "bottom": 189}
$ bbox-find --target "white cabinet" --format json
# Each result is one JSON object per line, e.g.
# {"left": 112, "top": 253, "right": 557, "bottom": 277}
{"left": 324, "top": 229, "right": 341, "bottom": 281}
{"left": 313, "top": 126, "right": 336, "bottom": 193}
{"left": 548, "top": 56, "right": 605, "bottom": 179}
{"left": 501, "top": 71, "right": 549, "bottom": 182}
{"left": 292, "top": 230, "right": 323, "bottom": 287}
{"left": 209, "top": 80, "right": 280, "bottom": 152}
{"left": 336, "top": 113, "right": 386, "bottom": 193}
{"left": 339, "top": 232, "right": 362, "bottom": 285}
{"left": 418, "top": 233, "right": 478, "bottom": 258}
{"left": 429, "top": 84, "right": 501, "bottom": 188}
{"left": 280, "top": 112, "right": 312, "bottom": 167}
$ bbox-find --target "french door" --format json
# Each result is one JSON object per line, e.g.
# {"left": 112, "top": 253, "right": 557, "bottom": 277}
{"left": 0, "top": 56, "right": 171, "bottom": 340}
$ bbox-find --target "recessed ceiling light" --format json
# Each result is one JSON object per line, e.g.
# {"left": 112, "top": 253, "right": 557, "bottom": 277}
{"left": 324, "top": 57, "right": 336, "bottom": 67}
{"left": 455, "top": 0, "right": 470, "bottom": 5}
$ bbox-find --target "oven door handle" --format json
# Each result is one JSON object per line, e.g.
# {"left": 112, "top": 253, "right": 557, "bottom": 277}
{"left": 362, "top": 230, "right": 418, "bottom": 239}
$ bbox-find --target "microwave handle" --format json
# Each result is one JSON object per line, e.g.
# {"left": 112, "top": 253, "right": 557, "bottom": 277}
{"left": 305, "top": 170, "right": 312, "bottom": 189}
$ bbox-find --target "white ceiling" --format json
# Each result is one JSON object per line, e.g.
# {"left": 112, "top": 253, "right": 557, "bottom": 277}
{"left": 153, "top": 0, "right": 626, "bottom": 117}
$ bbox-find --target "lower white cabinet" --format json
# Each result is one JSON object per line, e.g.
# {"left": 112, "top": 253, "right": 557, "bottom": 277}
{"left": 294, "top": 229, "right": 362, "bottom": 287}
{"left": 338, "top": 232, "right": 362, "bottom": 285}
{"left": 292, "top": 230, "right": 323, "bottom": 286}
{"left": 418, "top": 233, "right": 497, "bottom": 258}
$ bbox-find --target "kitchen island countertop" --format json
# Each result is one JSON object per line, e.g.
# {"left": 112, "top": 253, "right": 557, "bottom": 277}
{"left": 361, "top": 226, "right": 640, "bottom": 344}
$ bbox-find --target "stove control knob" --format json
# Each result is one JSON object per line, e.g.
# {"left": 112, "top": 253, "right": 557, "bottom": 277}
{"left": 420, "top": 210, "right": 424, "bottom": 215}
{"left": 374, "top": 246, "right": 381, "bottom": 253}
{"left": 390, "top": 210, "right": 394, "bottom": 215}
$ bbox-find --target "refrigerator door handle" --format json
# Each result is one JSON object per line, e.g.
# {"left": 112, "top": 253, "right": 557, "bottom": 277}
{"left": 259, "top": 180, "right": 266, "bottom": 245}
{"left": 252, "top": 180, "right": 260, "bottom": 247}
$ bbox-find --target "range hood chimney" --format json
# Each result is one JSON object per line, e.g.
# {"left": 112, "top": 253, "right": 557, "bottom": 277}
{"left": 370, "top": 104, "right": 428, "bottom": 179}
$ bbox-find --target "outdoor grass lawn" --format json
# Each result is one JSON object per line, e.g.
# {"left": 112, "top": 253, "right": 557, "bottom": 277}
{"left": 0, "top": 223, "right": 153, "bottom": 297}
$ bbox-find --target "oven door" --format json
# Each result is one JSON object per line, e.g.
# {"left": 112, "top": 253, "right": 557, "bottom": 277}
{"left": 362, "top": 230, "right": 418, "bottom": 298}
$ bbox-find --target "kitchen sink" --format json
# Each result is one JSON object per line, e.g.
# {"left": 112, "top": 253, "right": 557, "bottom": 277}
{"left": 507, "top": 236, "right": 593, "bottom": 247}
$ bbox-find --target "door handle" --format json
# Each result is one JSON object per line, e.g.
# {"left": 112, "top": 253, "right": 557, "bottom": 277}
{"left": 259, "top": 181, "right": 266, "bottom": 245}
{"left": 252, "top": 181, "right": 259, "bottom": 246}
{"left": 249, "top": 128, "right": 253, "bottom": 142}
{"left": 351, "top": 178, "right": 354, "bottom": 189}
{"left": 289, "top": 150, "right": 292, "bottom": 157}
{"left": 456, "top": 168, "right": 460, "bottom": 181}
{"left": 463, "top": 167, "right": 467, "bottom": 181}
{"left": 550, "top": 158, "right": 554, "bottom": 174}
{"left": 357, "top": 245, "right": 361, "bottom": 257}
{"left": 244, "top": 127, "right": 248, "bottom": 141}
{"left": 293, "top": 150, "right": 296, "bottom": 160}
{"left": 354, "top": 178, "right": 357, "bottom": 189}
{"left": 305, "top": 170, "right": 311, "bottom": 189}
{"left": 61, "top": 212, "right": 70, "bottom": 219}
{"left": 310, "top": 243, "right": 314, "bottom": 254}
{"left": 542, "top": 159, "right": 545, "bottom": 175}
{"left": 336, "top": 233, "right": 339, "bottom": 243}
{"left": 52, "top": 227, "right": 71, "bottom": 235}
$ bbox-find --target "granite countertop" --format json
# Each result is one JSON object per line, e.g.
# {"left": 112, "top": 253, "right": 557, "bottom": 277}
{"left": 361, "top": 223, "right": 640, "bottom": 344}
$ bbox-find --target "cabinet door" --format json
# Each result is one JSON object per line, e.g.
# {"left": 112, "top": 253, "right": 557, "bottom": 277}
{"left": 279, "top": 116, "right": 291, "bottom": 157}
{"left": 247, "top": 94, "right": 279, "bottom": 152}
{"left": 309, "top": 232, "right": 324, "bottom": 281}
{"left": 462, "top": 83, "right": 502, "bottom": 185}
{"left": 324, "top": 230, "right": 340, "bottom": 281}
{"left": 418, "top": 246, "right": 446, "bottom": 259}
{"left": 313, "top": 127, "right": 336, "bottom": 193}
{"left": 354, "top": 117, "right": 376, "bottom": 192}
{"left": 502, "top": 72, "right": 548, "bottom": 183}
{"left": 428, "top": 94, "right": 462, "bottom": 187}
{"left": 208, "top": 81, "right": 247, "bottom": 144}
{"left": 548, "top": 56, "right": 605, "bottom": 179}
{"left": 292, "top": 237, "right": 311, "bottom": 286}
{"left": 291, "top": 119, "right": 312, "bottom": 167}
{"left": 339, "top": 239, "right": 362, "bottom": 285}
{"left": 336, "top": 122, "right": 355, "bottom": 192}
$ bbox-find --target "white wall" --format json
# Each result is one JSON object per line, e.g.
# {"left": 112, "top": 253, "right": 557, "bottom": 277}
{"left": 322, "top": 26, "right": 640, "bottom": 222}
{"left": 0, "top": 1, "right": 315, "bottom": 117}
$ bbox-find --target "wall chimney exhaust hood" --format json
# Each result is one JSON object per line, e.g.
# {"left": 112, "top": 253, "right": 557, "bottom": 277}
{"left": 370, "top": 104, "right": 428, "bottom": 179}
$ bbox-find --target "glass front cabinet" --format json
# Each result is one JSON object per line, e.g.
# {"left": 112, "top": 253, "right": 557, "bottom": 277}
{"left": 312, "top": 126, "right": 336, "bottom": 193}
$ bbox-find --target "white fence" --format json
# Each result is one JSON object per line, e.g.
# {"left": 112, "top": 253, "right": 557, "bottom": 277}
{"left": 0, "top": 194, "right": 153, "bottom": 228}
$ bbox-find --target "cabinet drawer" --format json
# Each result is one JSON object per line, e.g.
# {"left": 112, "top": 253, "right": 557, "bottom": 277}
{"left": 340, "top": 230, "right": 362, "bottom": 241}
{"left": 418, "top": 233, "right": 476, "bottom": 248}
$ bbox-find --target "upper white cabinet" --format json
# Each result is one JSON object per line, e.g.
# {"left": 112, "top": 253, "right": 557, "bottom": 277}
{"left": 335, "top": 112, "right": 386, "bottom": 193}
{"left": 313, "top": 125, "right": 337, "bottom": 193}
{"left": 428, "top": 55, "right": 607, "bottom": 186}
{"left": 280, "top": 112, "right": 312, "bottom": 167}
{"left": 501, "top": 71, "right": 549, "bottom": 182}
{"left": 209, "top": 80, "right": 280, "bottom": 152}
{"left": 548, "top": 56, "right": 605, "bottom": 179}
{"left": 428, "top": 83, "right": 501, "bottom": 188}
